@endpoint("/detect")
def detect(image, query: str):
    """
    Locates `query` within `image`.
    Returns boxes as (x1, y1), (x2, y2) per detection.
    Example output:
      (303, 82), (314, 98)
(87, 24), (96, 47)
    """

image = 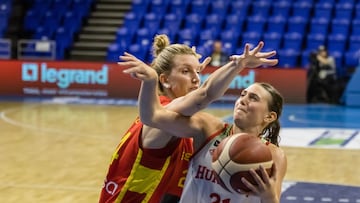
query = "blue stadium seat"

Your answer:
(194, 44), (212, 61)
(161, 13), (182, 38)
(266, 15), (287, 34)
(345, 50), (360, 68)
(62, 11), (83, 34)
(283, 32), (303, 51)
(292, 1), (312, 19)
(250, 1), (271, 17)
(41, 11), (62, 36)
(286, 16), (307, 35)
(347, 35), (360, 53)
(23, 9), (42, 32)
(168, 0), (189, 18)
(223, 42), (235, 55)
(327, 34), (347, 53)
(355, 3), (360, 19)
(162, 13), (182, 29)
(306, 33), (326, 51)
(32, 0), (51, 9)
(334, 3), (354, 21)
(115, 27), (134, 48)
(52, 0), (72, 7)
(309, 17), (330, 35)
(317, 0), (335, 4)
(204, 13), (224, 34)
(198, 29), (216, 46)
(130, 0), (149, 13)
(271, 1), (291, 18)
(300, 49), (314, 68)
(54, 27), (74, 59)
(0, 10), (8, 35)
(156, 28), (176, 43)
(229, 1), (250, 17)
(183, 13), (204, 33)
(107, 43), (125, 62)
(123, 12), (142, 36)
(220, 29), (240, 48)
(148, 0), (169, 14)
(142, 12), (162, 36)
(329, 51), (345, 77)
(240, 31), (262, 48)
(294, 0), (315, 4)
(278, 49), (300, 68)
(72, 0), (93, 18)
(330, 18), (350, 36)
(344, 35), (360, 67)
(245, 15), (266, 33)
(313, 2), (334, 19)
(224, 13), (245, 33)
(262, 32), (282, 51)
(177, 28), (198, 46)
(188, 0), (209, 16)
(209, 0), (230, 17)
(33, 26), (54, 40)
(134, 27), (153, 45)
(52, 0), (71, 16)
(337, 0), (354, 4)
(351, 19), (360, 35)
(128, 43), (150, 62)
